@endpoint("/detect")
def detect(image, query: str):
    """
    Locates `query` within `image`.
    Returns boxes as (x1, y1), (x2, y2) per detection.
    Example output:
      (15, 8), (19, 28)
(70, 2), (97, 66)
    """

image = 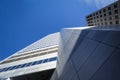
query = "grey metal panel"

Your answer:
(102, 31), (120, 47)
(90, 49), (120, 80)
(50, 70), (58, 80)
(70, 74), (79, 80)
(78, 43), (115, 80)
(51, 26), (120, 80)
(59, 59), (76, 80)
(80, 30), (90, 37)
(57, 29), (81, 76)
(86, 30), (97, 39)
(72, 39), (99, 71)
(92, 30), (110, 42)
